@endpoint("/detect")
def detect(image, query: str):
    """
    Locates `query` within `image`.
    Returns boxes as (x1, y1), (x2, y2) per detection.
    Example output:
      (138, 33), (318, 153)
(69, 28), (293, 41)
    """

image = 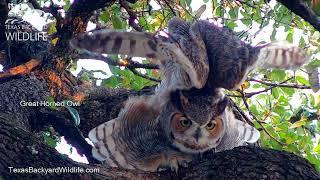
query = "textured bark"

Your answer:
(0, 116), (319, 179)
